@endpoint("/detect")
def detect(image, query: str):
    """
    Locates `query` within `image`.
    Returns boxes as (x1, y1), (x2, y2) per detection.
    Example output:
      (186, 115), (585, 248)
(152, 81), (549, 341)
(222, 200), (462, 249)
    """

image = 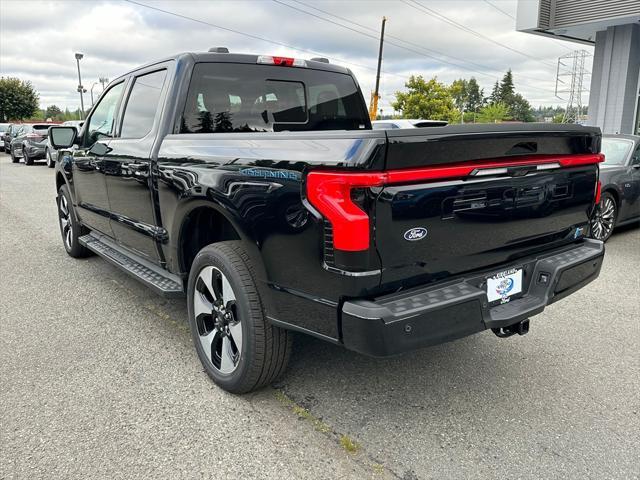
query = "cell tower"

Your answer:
(555, 50), (590, 124)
